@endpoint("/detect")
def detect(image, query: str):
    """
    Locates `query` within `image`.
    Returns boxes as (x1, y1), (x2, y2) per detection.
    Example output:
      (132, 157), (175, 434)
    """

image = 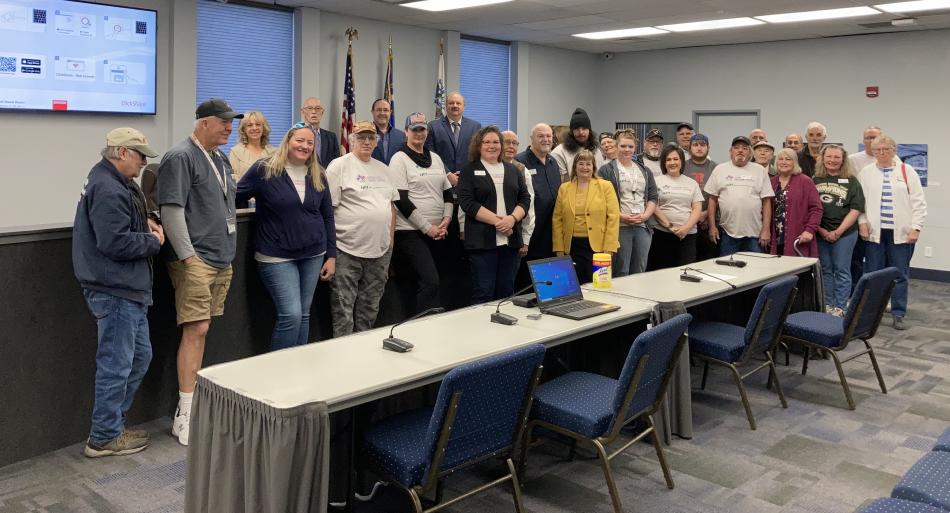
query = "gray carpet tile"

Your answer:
(2, 279), (949, 513)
